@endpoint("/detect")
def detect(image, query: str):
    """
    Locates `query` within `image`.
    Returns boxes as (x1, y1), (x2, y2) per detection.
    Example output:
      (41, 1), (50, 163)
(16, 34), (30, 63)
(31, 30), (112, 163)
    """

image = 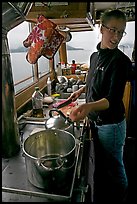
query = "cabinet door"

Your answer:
(80, 138), (95, 202)
(123, 81), (132, 122)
